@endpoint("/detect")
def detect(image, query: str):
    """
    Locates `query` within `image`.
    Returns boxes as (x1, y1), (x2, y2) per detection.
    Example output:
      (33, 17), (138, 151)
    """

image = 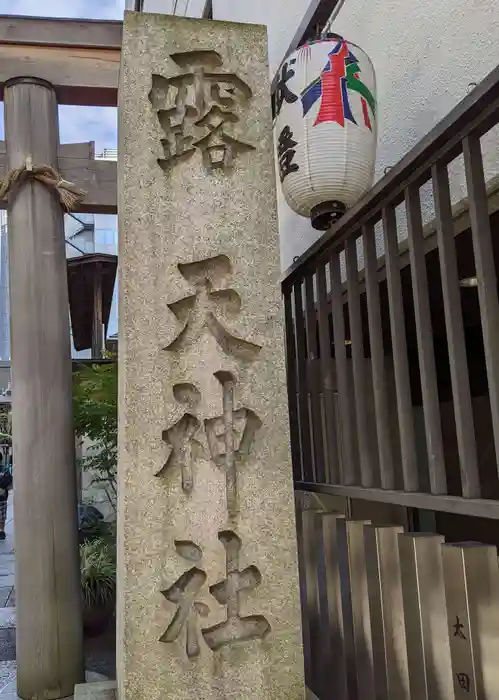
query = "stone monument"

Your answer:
(118, 11), (305, 700)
